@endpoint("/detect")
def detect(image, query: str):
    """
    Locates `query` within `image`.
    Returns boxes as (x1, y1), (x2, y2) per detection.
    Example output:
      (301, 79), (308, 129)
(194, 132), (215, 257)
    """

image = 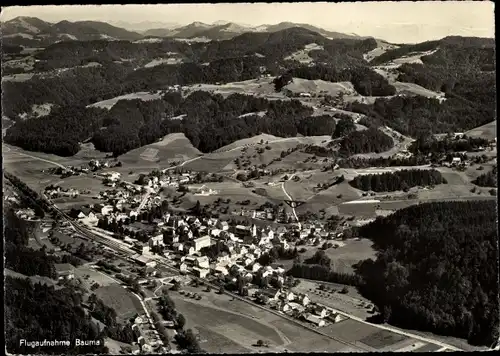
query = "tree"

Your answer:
(256, 339), (264, 347)
(176, 313), (186, 330)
